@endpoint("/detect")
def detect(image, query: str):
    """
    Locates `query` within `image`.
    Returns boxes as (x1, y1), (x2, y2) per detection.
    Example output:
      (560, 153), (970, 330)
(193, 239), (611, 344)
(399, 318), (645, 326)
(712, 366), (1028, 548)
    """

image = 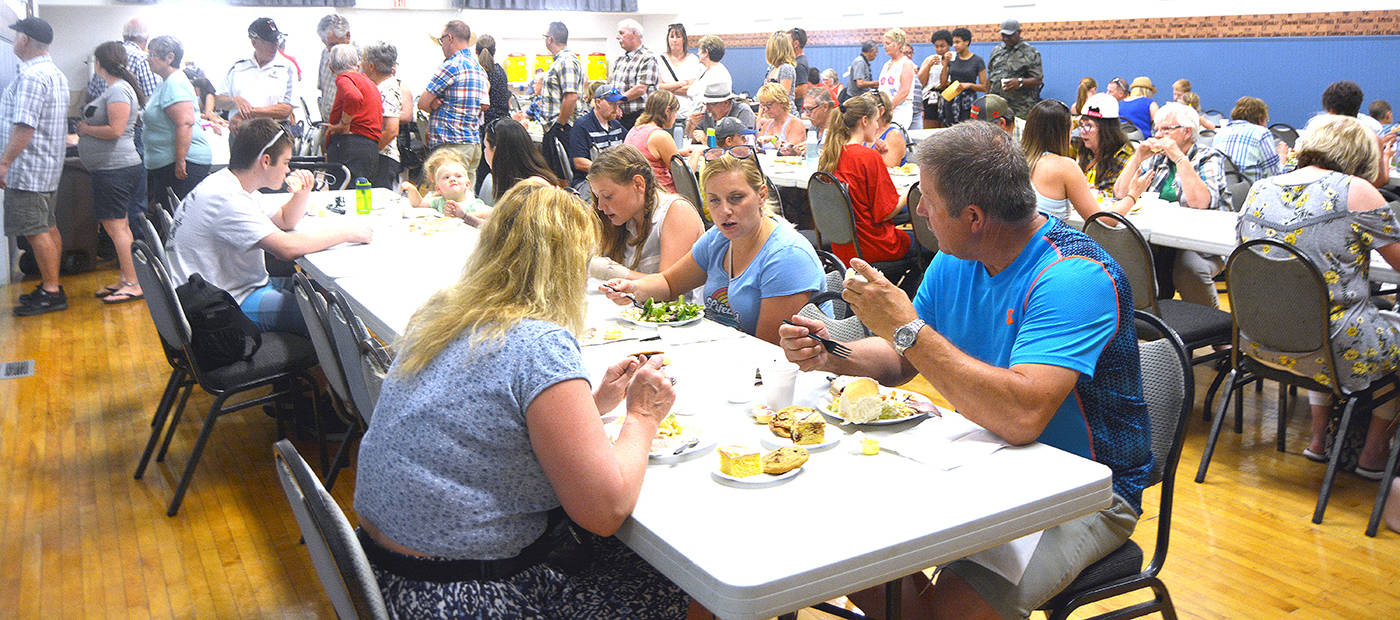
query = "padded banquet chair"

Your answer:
(1195, 240), (1400, 525)
(135, 212), (172, 270)
(546, 135), (573, 185)
(292, 273), (358, 486)
(1121, 119), (1146, 142)
(323, 289), (390, 484)
(164, 186), (180, 215)
(669, 154), (708, 228)
(149, 202), (175, 248)
(1035, 310), (1189, 620)
(1197, 129), (1216, 148)
(1225, 172), (1252, 213)
(130, 240), (319, 516)
(1368, 419), (1400, 536)
(1269, 123), (1299, 149)
(797, 291), (871, 342)
(1203, 109), (1225, 126)
(1081, 212), (1232, 414)
(808, 311), (1190, 620)
(905, 183), (939, 270)
(807, 171), (919, 294)
(274, 439), (390, 620)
